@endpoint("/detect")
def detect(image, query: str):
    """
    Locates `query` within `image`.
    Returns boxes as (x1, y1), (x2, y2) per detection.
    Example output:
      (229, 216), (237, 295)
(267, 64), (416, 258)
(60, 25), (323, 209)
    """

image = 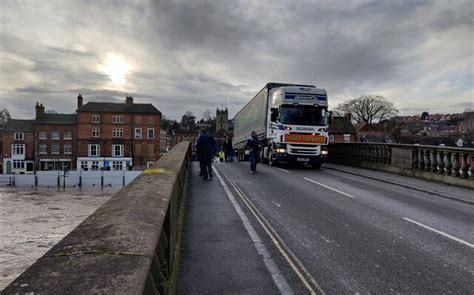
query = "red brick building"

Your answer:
(2, 119), (35, 174)
(328, 114), (356, 144)
(2, 95), (162, 173)
(76, 95), (161, 170)
(35, 103), (77, 171)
